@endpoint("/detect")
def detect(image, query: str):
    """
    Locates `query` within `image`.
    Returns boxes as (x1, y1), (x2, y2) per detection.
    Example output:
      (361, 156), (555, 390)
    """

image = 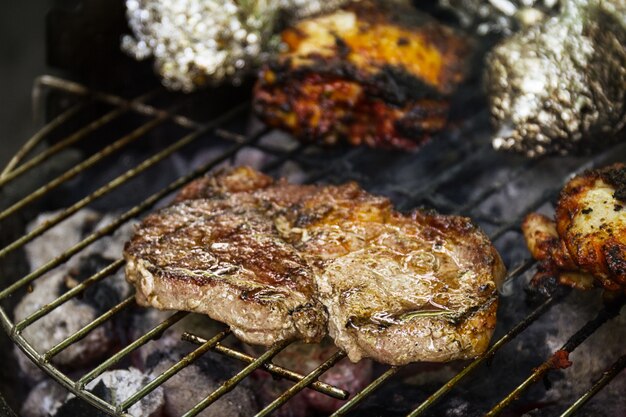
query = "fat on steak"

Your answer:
(124, 167), (506, 364)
